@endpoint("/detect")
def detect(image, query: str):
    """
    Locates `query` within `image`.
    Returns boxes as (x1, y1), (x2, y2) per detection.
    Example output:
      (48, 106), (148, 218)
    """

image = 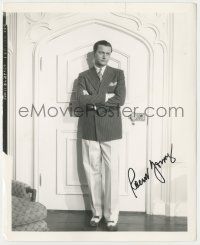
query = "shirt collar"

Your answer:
(94, 64), (107, 75)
